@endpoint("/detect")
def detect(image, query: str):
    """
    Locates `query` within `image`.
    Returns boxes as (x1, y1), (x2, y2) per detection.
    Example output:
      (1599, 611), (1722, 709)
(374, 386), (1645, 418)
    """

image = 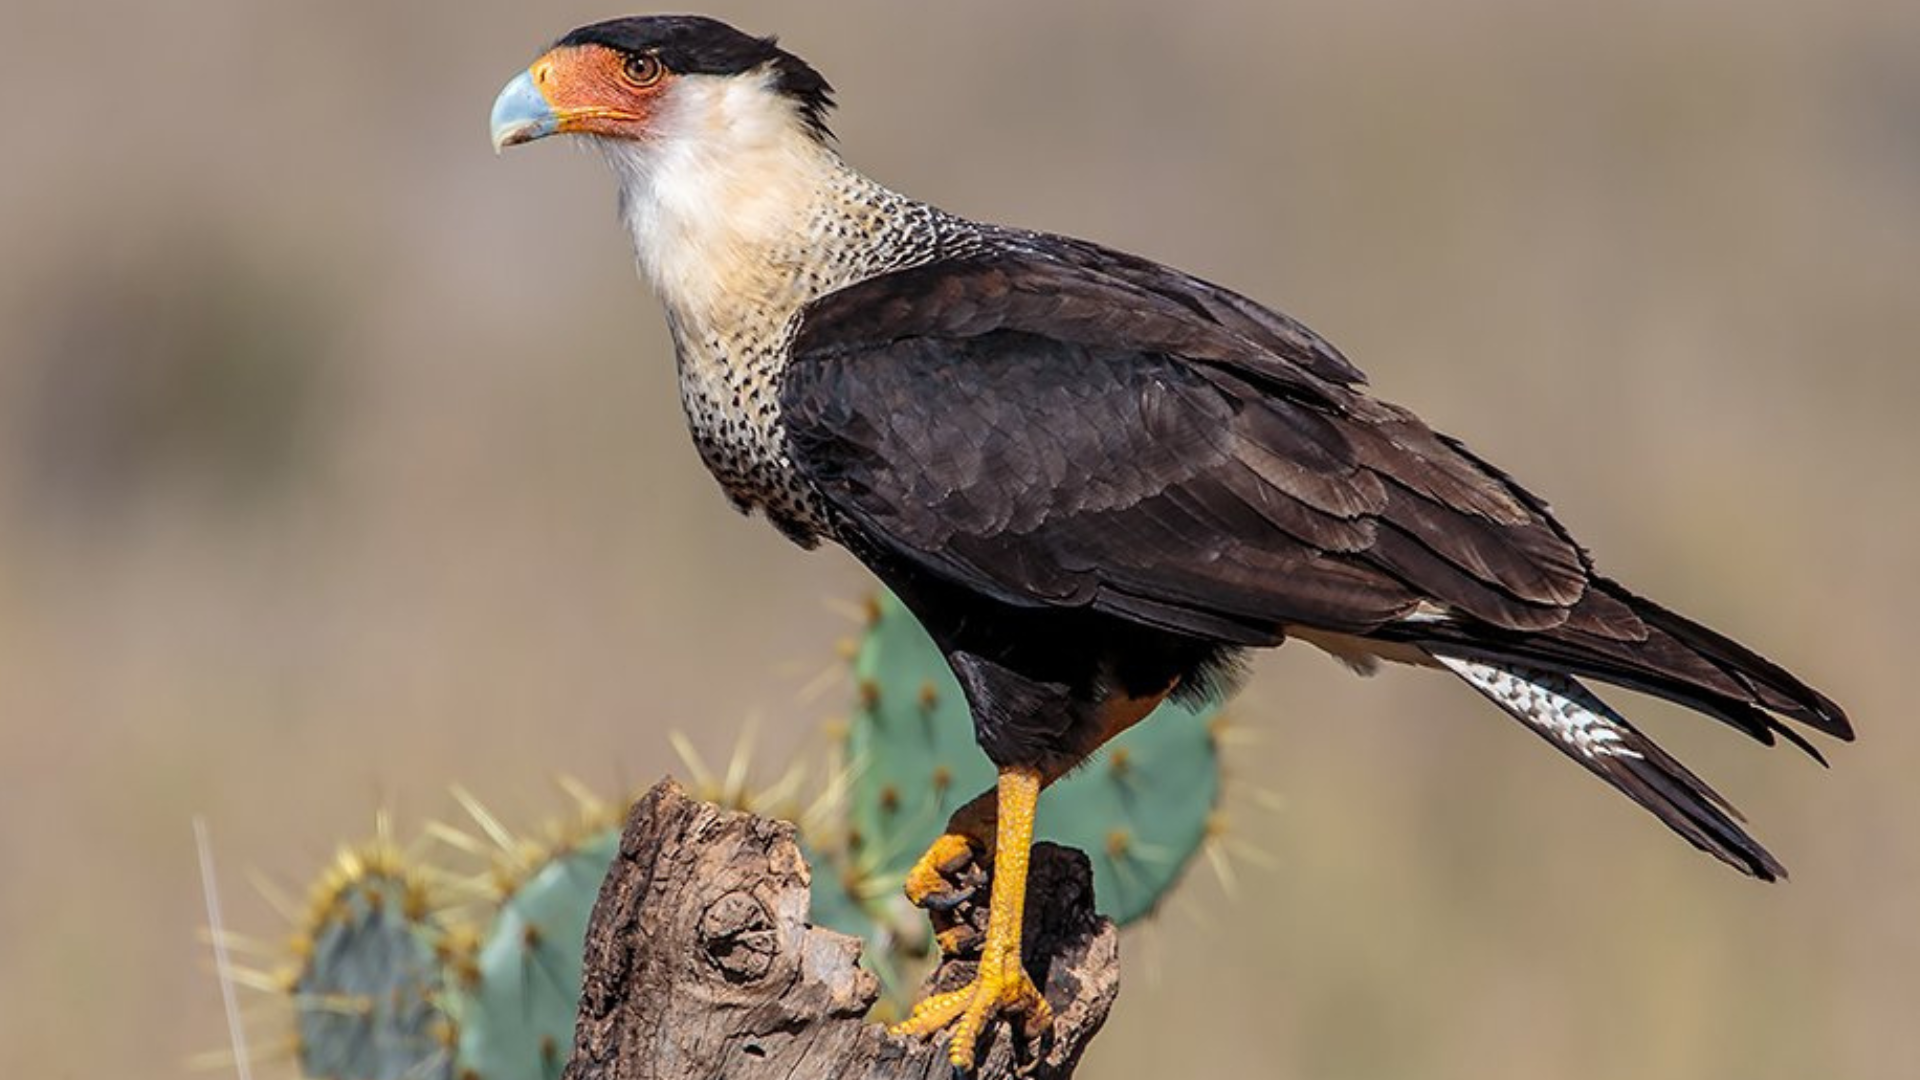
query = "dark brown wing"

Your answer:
(786, 251), (1585, 627)
(781, 244), (1851, 753)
